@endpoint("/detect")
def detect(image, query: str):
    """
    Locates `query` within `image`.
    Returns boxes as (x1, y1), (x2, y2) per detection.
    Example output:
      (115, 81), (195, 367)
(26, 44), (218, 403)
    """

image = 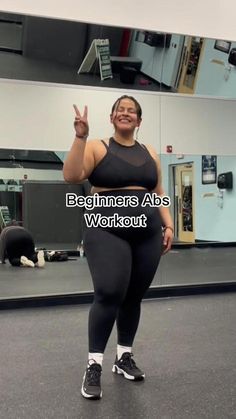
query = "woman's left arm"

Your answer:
(146, 145), (174, 254)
